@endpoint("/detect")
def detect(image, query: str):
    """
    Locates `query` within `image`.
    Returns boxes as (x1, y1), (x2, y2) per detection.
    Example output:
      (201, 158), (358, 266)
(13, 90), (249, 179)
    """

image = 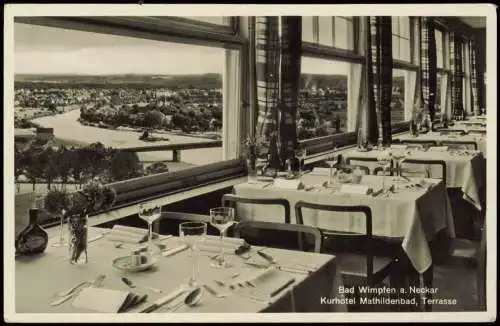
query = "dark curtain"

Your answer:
(254, 16), (301, 162)
(369, 16), (393, 145)
(450, 31), (464, 118)
(419, 17), (437, 121)
(469, 39), (480, 115)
